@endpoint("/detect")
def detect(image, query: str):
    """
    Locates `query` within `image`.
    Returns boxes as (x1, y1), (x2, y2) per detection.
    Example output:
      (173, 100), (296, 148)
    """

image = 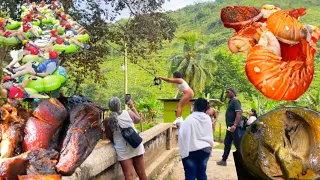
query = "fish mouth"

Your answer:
(240, 107), (320, 180)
